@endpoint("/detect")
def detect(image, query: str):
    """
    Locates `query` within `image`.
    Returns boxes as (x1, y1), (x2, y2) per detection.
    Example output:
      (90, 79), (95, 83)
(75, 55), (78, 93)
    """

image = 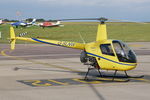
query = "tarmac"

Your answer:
(0, 42), (150, 100)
